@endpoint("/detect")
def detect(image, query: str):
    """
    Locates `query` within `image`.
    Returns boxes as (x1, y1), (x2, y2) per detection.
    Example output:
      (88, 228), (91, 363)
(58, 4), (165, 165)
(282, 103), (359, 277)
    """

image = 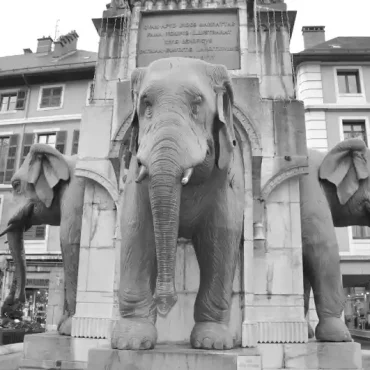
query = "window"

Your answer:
(24, 226), (46, 241)
(38, 133), (56, 147)
(337, 70), (361, 94)
(343, 120), (370, 239)
(20, 131), (67, 166)
(0, 91), (27, 112)
(0, 135), (19, 184)
(343, 121), (367, 144)
(71, 130), (80, 155)
(38, 86), (63, 109)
